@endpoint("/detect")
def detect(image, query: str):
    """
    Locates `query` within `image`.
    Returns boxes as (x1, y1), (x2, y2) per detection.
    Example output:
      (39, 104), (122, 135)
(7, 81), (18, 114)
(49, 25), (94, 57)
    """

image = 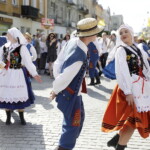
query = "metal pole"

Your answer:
(45, 0), (49, 35)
